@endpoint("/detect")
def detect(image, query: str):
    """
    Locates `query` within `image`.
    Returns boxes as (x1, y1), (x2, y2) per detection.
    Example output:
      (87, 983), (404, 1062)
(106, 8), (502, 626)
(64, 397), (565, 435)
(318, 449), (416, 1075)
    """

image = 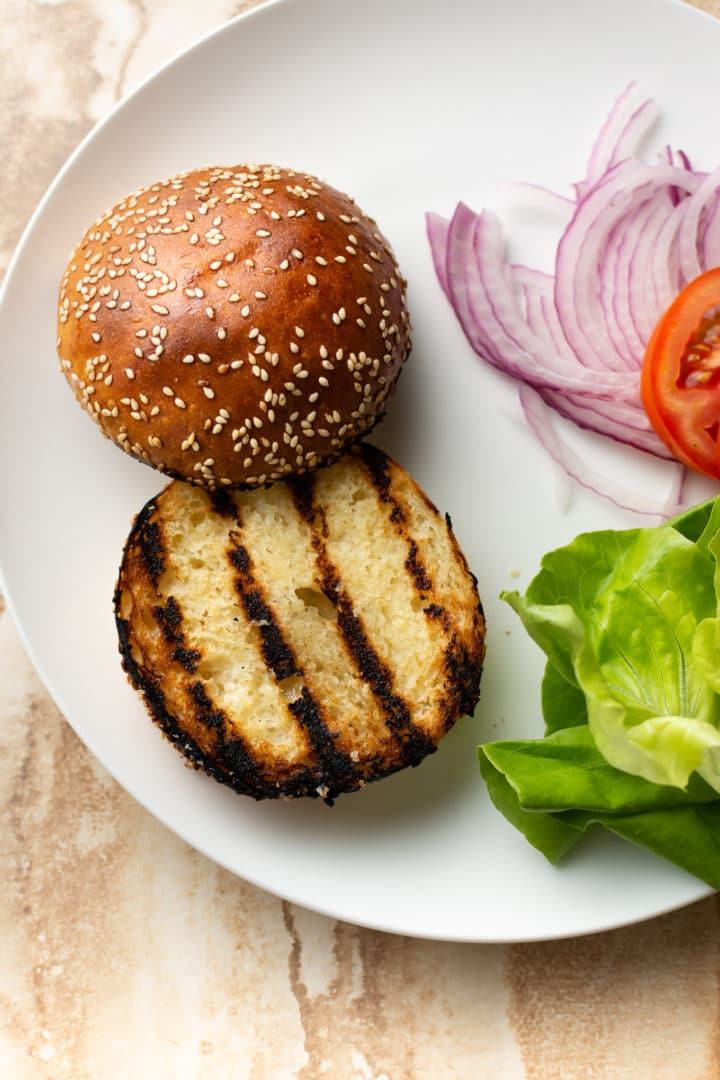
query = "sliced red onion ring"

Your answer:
(578, 82), (659, 197)
(519, 386), (685, 518)
(426, 84), (720, 515)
